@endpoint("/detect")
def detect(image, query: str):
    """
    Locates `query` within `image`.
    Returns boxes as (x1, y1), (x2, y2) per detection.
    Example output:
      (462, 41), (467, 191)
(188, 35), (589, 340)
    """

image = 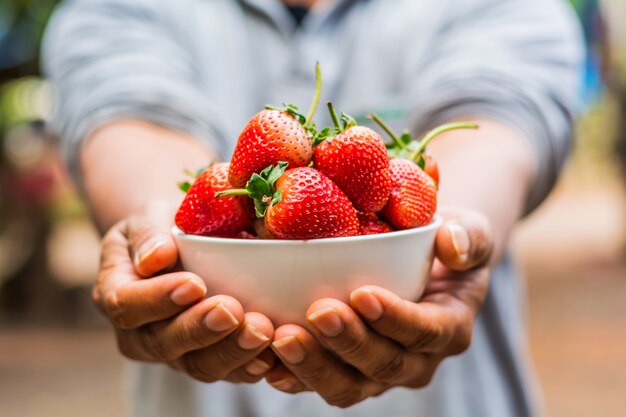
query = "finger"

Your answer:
(126, 214), (178, 277)
(227, 349), (277, 383)
(265, 362), (310, 393)
(177, 312), (274, 383)
(120, 295), (244, 361)
(350, 286), (471, 354)
(434, 211), (493, 271)
(271, 325), (378, 409)
(96, 223), (206, 329)
(100, 271), (206, 330)
(306, 299), (429, 384)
